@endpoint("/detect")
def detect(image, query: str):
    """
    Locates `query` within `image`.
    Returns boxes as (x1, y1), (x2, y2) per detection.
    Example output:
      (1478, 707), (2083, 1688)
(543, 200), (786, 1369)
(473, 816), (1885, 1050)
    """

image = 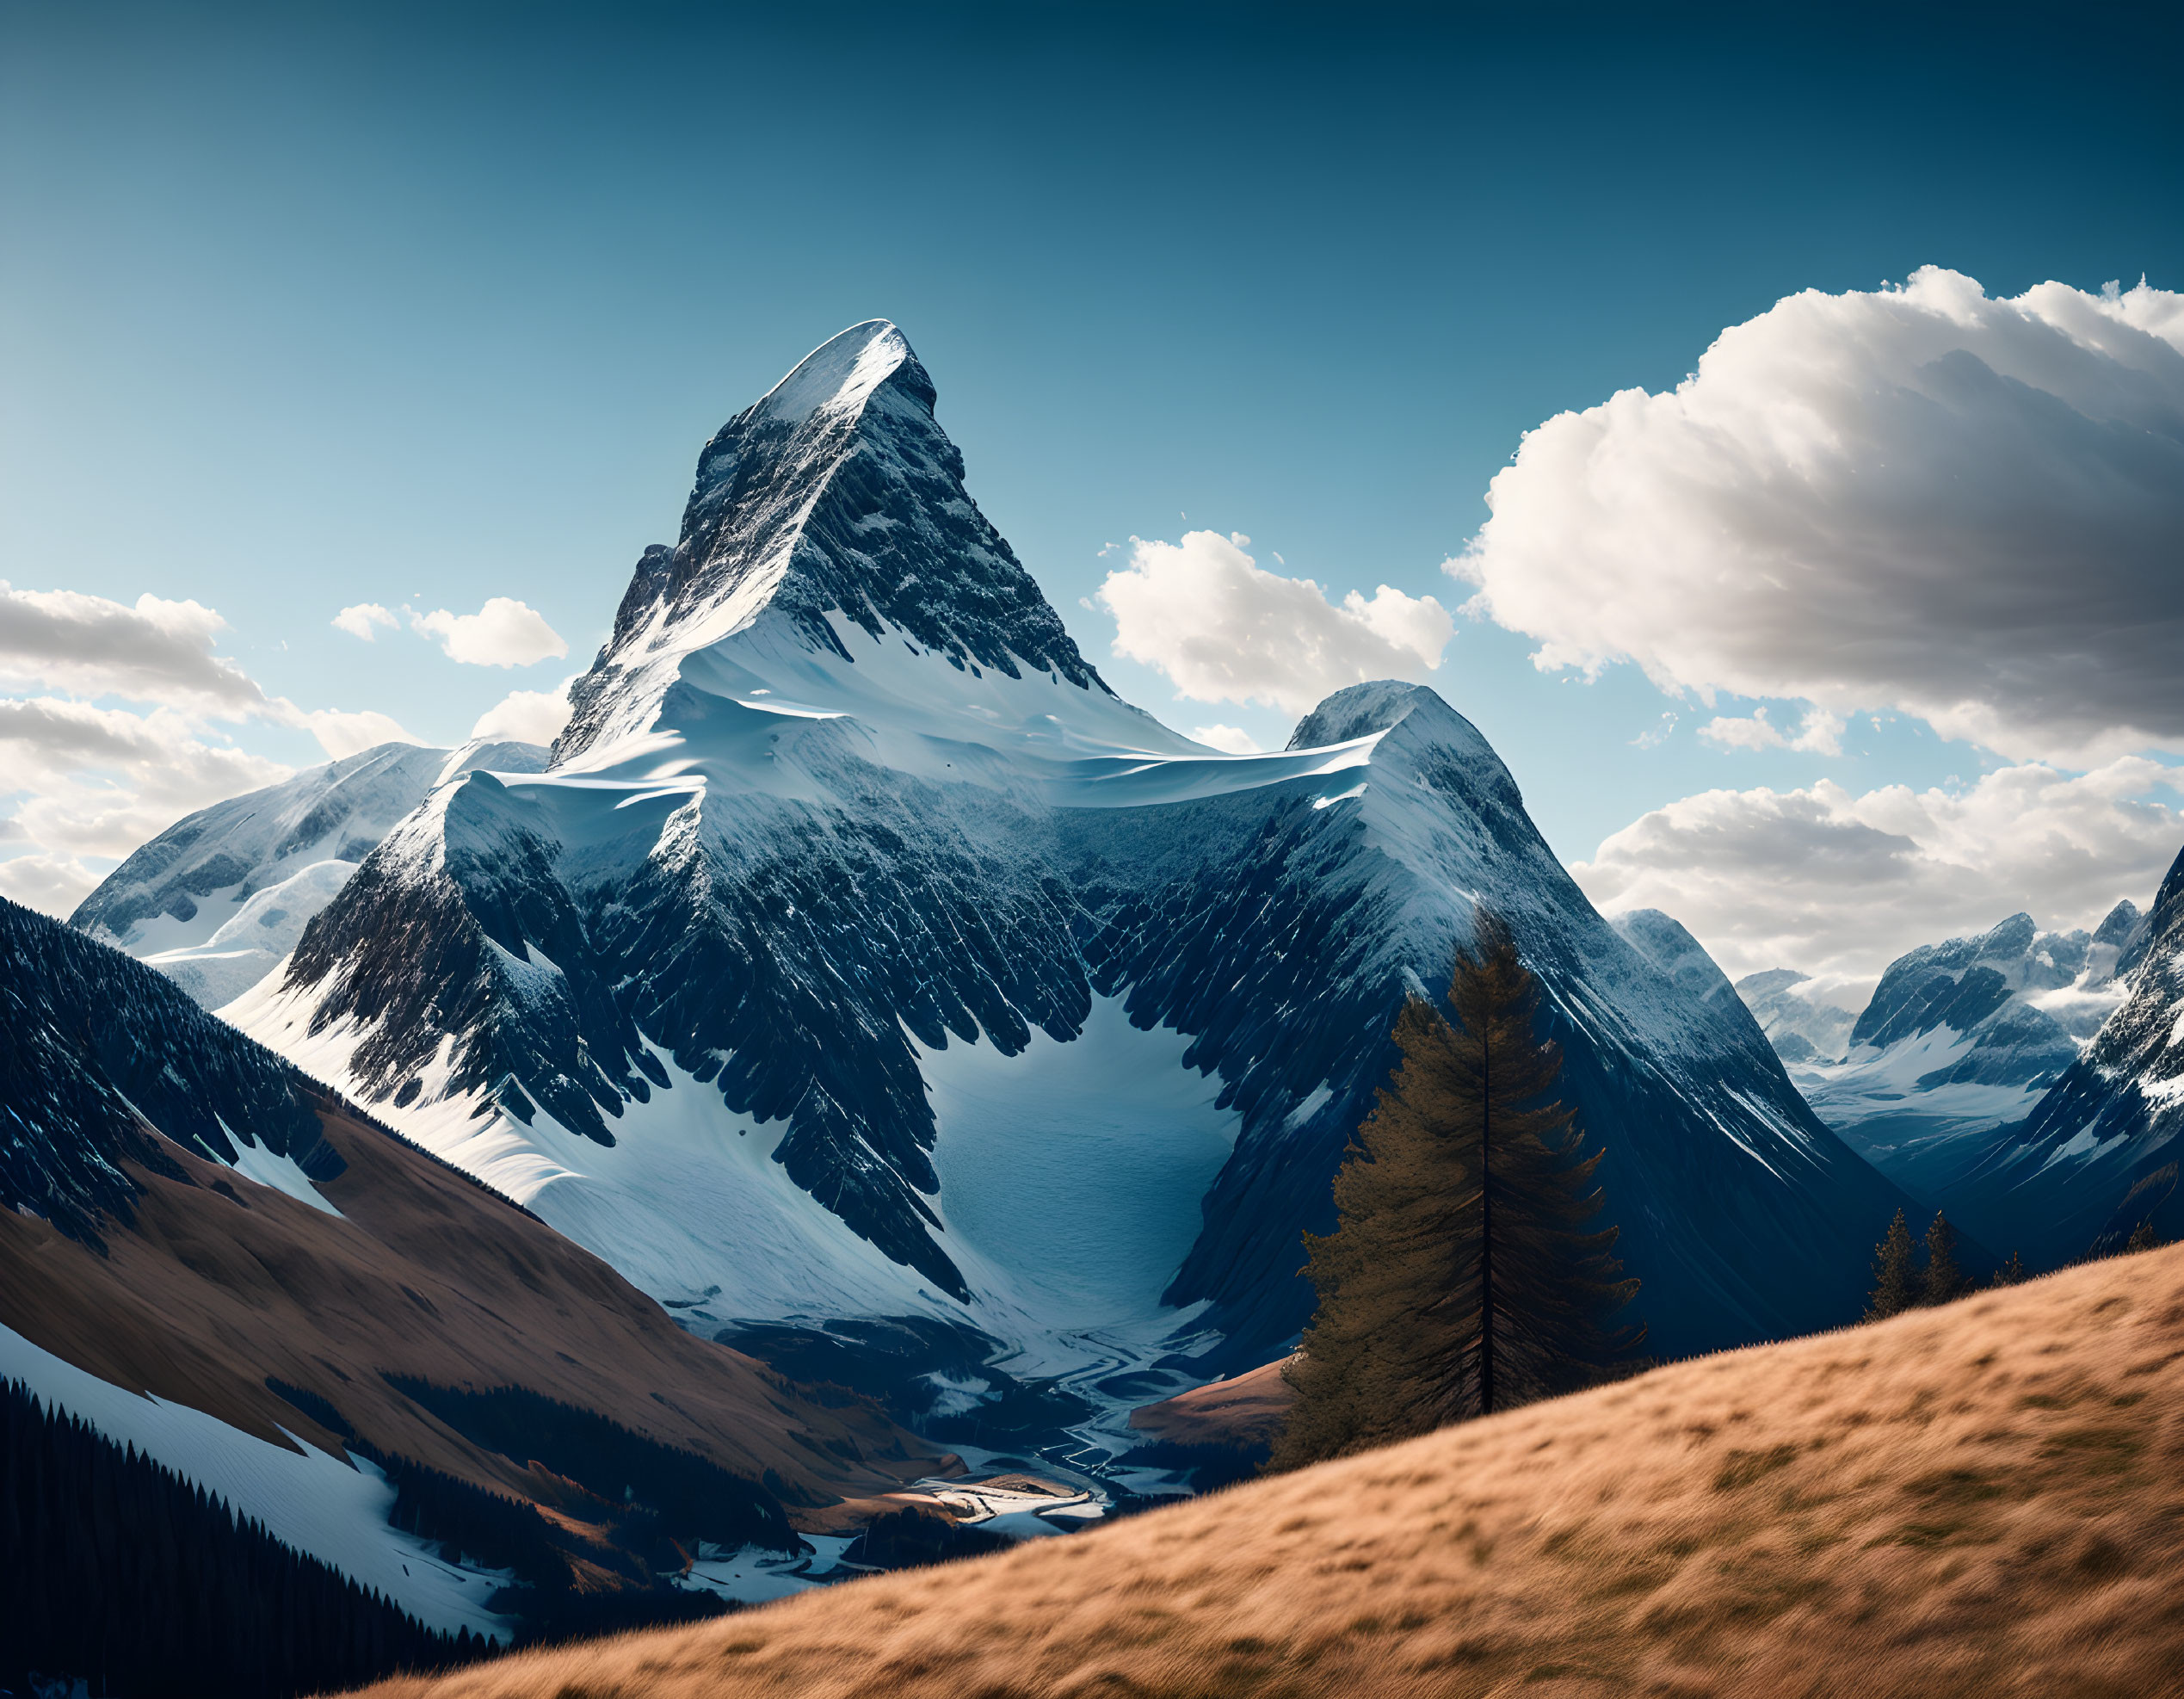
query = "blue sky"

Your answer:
(4, 2), (2182, 985)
